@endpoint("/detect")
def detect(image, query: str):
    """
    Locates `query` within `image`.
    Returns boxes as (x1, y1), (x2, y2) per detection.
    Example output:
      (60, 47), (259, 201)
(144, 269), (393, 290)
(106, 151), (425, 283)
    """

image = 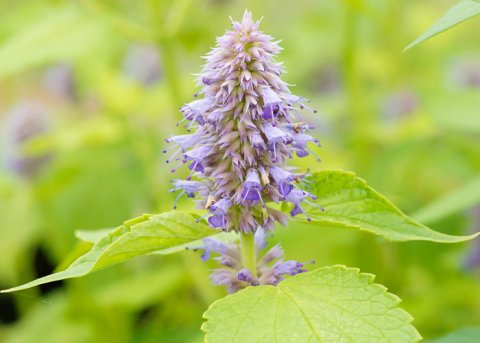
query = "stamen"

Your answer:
(173, 191), (185, 209)
(304, 200), (325, 212)
(272, 143), (277, 162)
(256, 189), (264, 206)
(306, 147), (321, 162)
